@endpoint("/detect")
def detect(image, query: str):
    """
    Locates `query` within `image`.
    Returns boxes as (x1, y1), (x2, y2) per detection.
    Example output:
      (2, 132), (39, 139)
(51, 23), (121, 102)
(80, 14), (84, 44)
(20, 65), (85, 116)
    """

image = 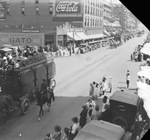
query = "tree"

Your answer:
(111, 4), (138, 33)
